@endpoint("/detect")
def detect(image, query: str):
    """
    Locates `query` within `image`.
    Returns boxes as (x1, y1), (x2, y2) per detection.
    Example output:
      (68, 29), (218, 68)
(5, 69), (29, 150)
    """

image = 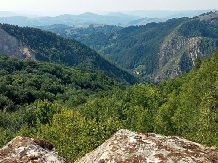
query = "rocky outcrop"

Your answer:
(0, 136), (66, 163)
(0, 28), (35, 60)
(155, 36), (202, 82)
(1, 130), (218, 163)
(75, 129), (218, 163)
(158, 36), (202, 68)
